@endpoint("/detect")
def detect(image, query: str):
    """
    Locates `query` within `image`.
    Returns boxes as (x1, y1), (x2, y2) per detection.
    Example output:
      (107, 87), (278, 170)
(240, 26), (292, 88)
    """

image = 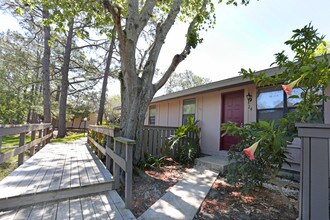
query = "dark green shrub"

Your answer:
(222, 121), (292, 192)
(140, 154), (167, 169)
(167, 116), (200, 164)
